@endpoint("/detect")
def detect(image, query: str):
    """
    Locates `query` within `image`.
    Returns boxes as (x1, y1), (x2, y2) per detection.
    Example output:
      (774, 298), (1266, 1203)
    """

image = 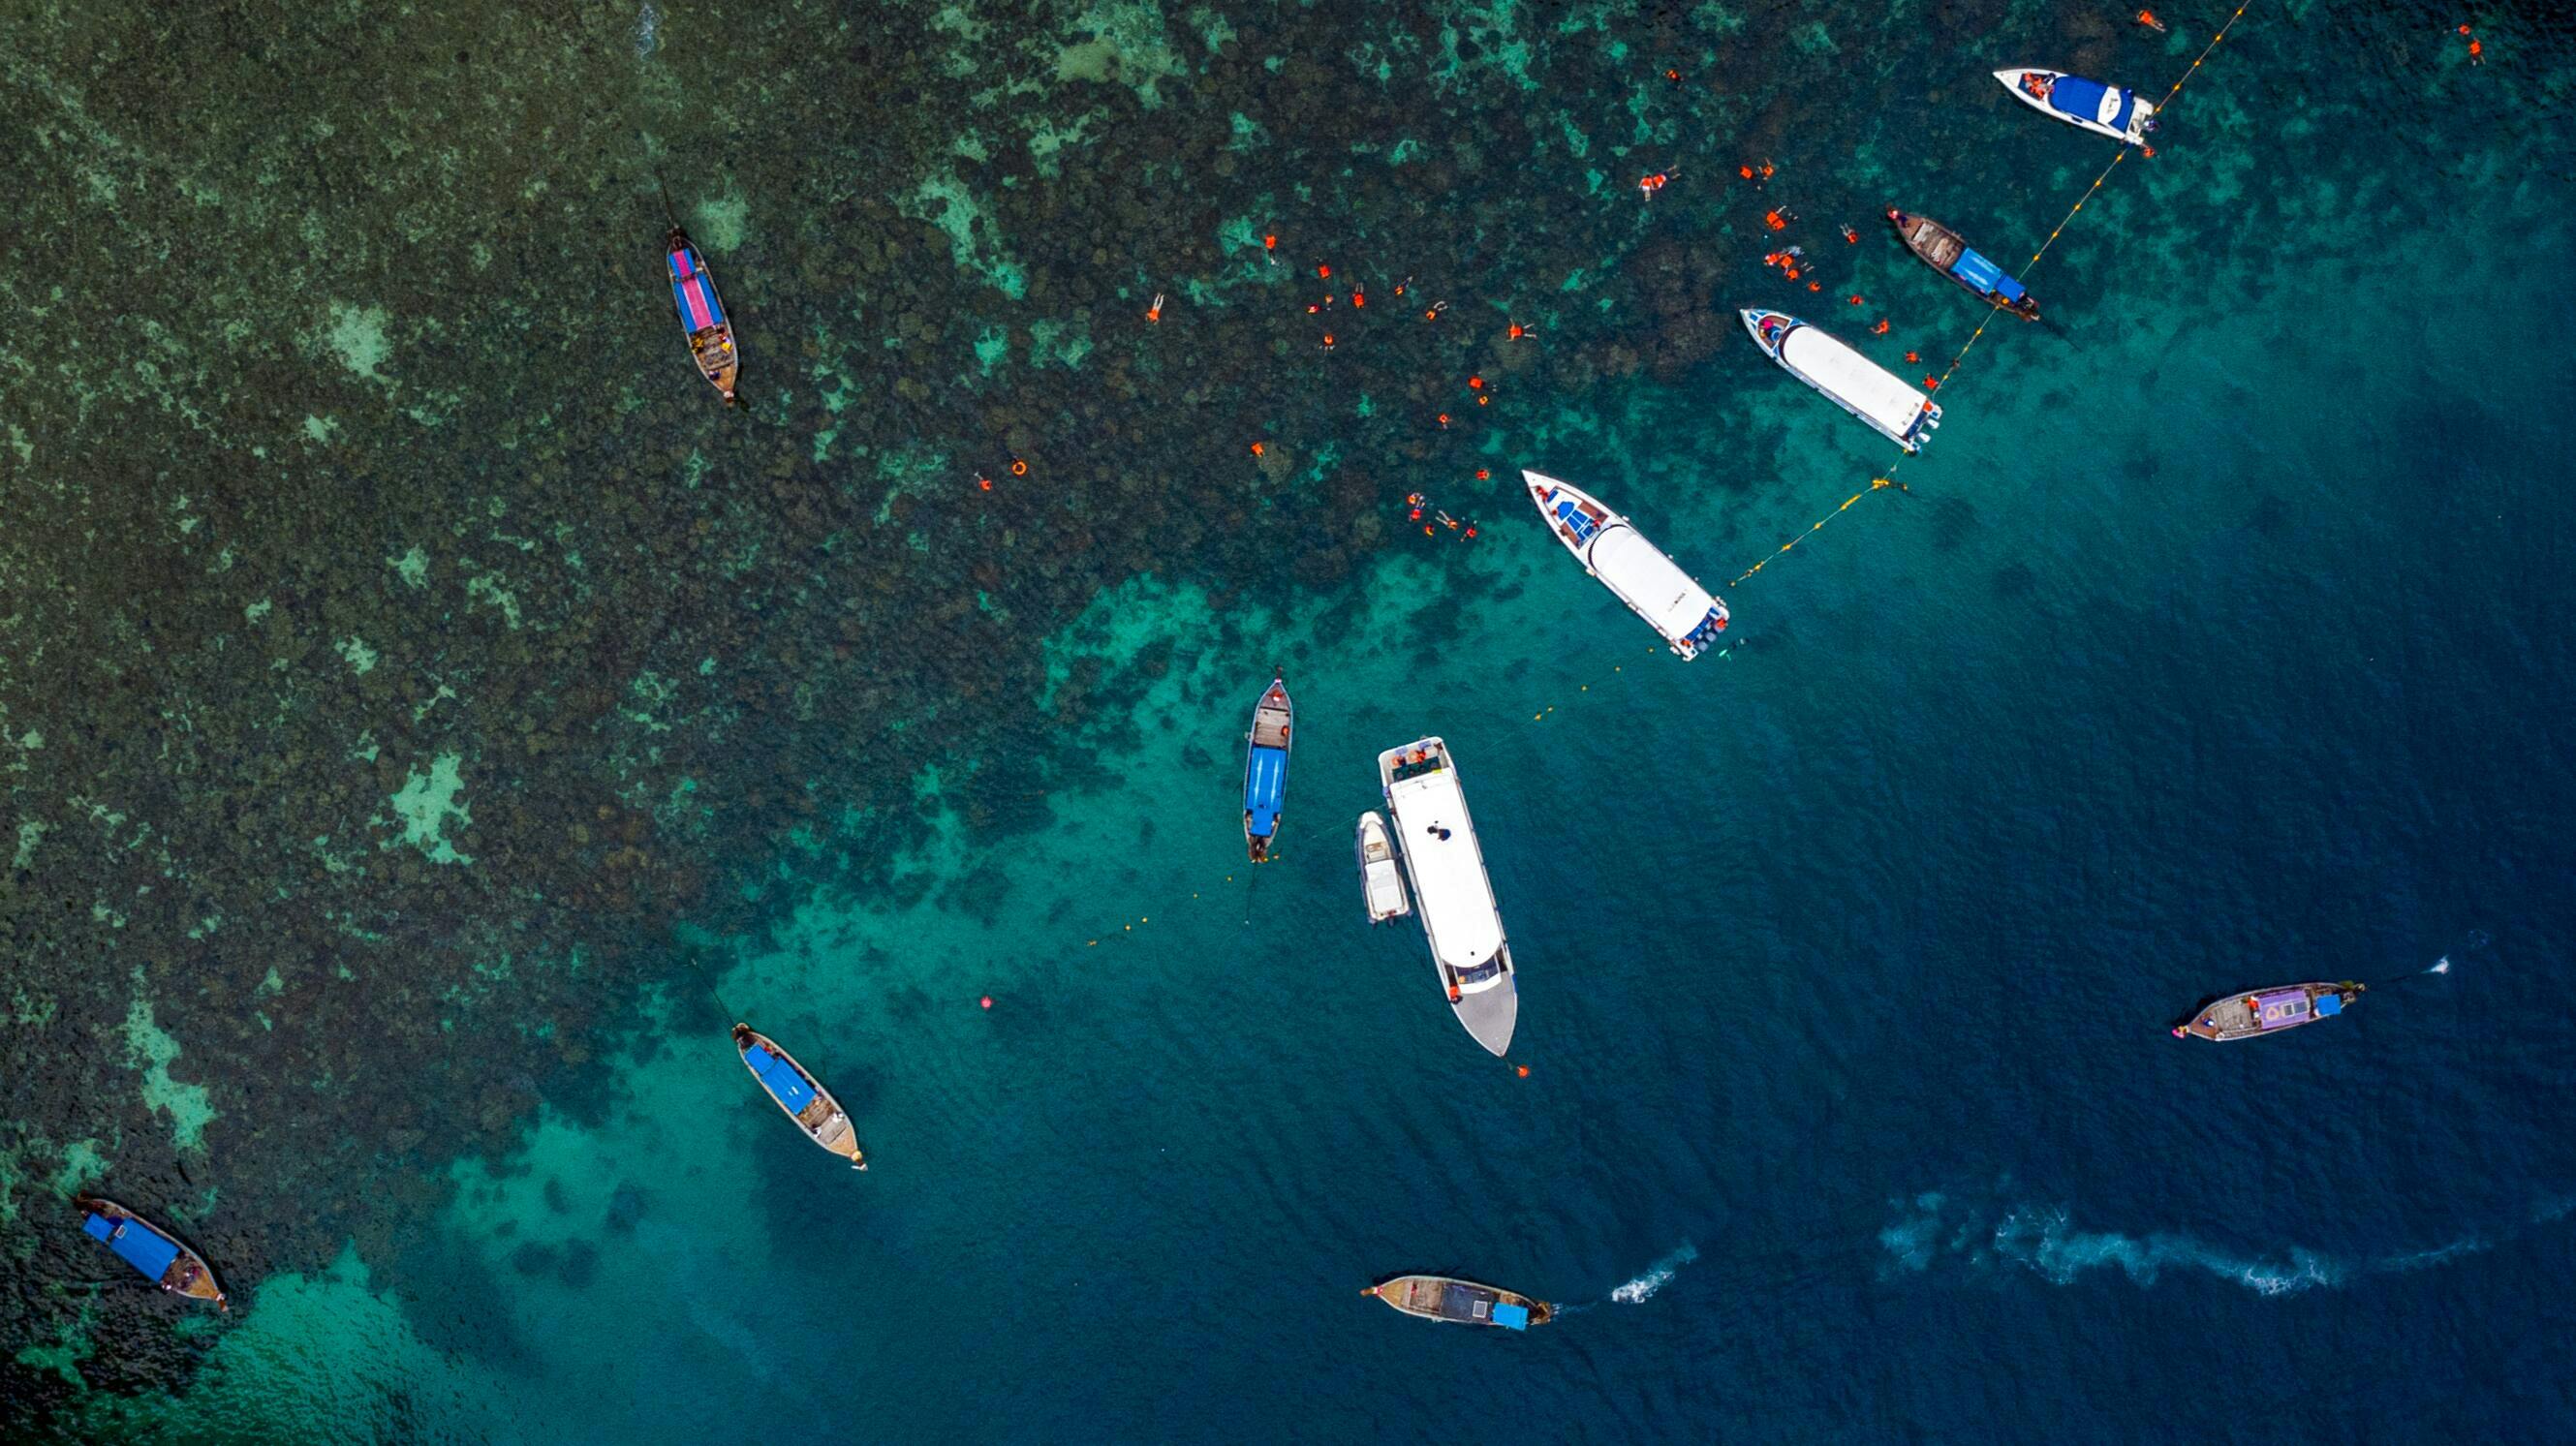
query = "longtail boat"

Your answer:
(1243, 673), (1292, 862)
(733, 1024), (866, 1168)
(78, 1196), (226, 1310)
(2173, 981), (2364, 1041)
(666, 227), (739, 404)
(1887, 209), (2040, 322)
(1365, 1275), (1552, 1330)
